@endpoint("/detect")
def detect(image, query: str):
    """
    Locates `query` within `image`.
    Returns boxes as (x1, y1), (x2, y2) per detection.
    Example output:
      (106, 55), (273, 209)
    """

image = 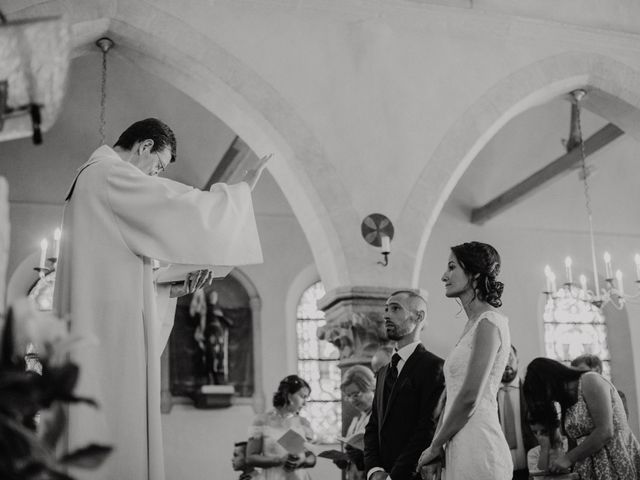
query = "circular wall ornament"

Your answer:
(361, 213), (394, 247)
